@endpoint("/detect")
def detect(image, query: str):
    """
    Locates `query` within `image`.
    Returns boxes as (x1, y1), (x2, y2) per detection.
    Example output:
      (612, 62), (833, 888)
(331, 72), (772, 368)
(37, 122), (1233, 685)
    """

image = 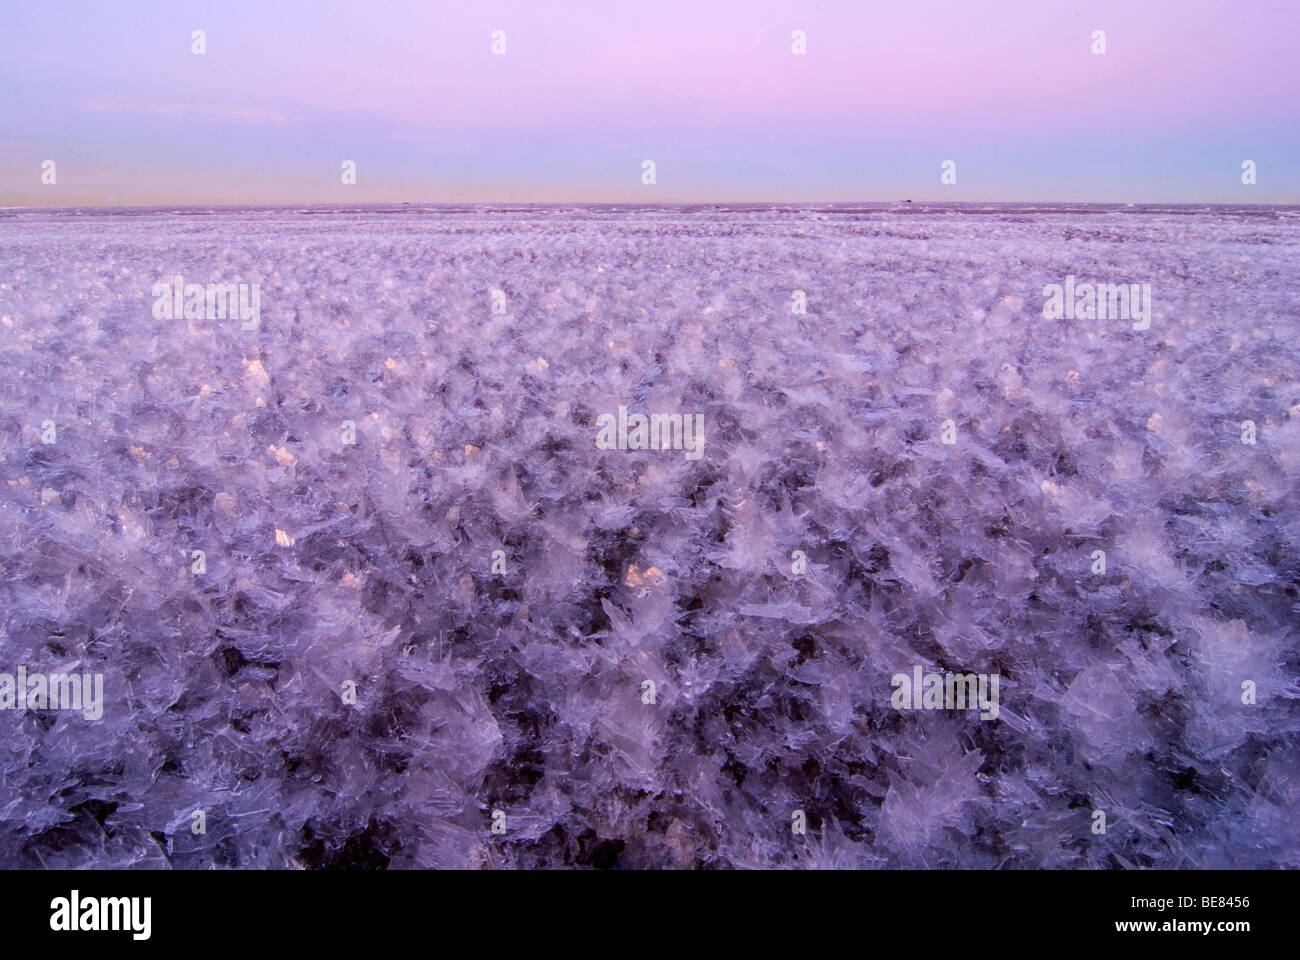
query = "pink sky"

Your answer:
(2, 0), (1296, 204)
